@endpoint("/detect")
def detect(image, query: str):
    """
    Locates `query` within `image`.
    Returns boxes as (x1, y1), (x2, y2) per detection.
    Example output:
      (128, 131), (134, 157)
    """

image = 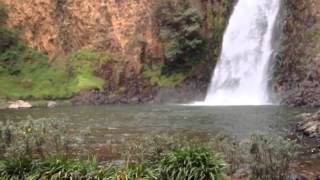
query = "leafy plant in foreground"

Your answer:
(158, 146), (226, 180)
(0, 158), (33, 179)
